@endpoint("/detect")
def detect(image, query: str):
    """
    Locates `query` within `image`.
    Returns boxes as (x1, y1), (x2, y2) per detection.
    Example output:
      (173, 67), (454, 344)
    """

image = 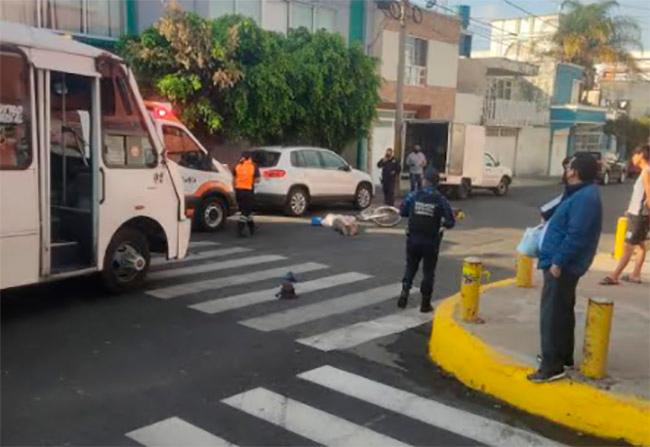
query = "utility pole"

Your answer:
(393, 0), (408, 164)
